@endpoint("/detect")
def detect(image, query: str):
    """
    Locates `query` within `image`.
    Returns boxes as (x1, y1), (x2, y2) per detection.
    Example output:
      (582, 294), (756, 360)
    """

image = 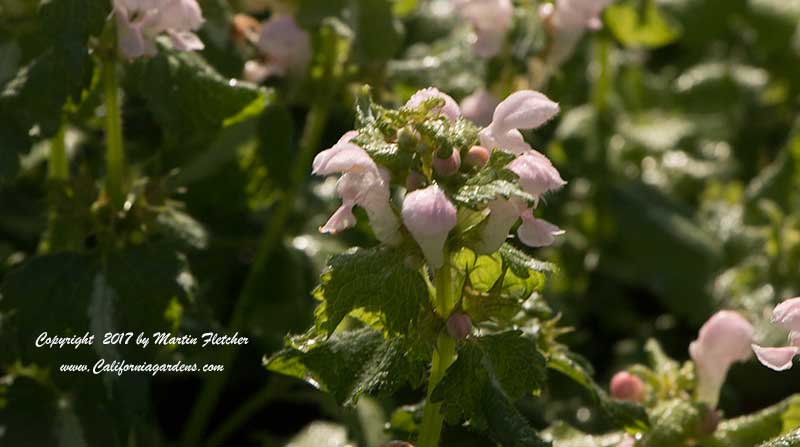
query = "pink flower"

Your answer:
(446, 313), (473, 339)
(453, 0), (514, 58)
(541, 0), (613, 66)
(475, 198), (563, 253)
(752, 297), (800, 371)
(505, 150), (566, 204)
(114, 0), (205, 60)
(257, 15), (311, 77)
(460, 89), (500, 126)
(312, 132), (400, 245)
(405, 88), (461, 122)
(479, 90), (560, 155)
(610, 371), (645, 402)
(689, 311), (754, 407)
(618, 435), (636, 447)
(433, 149), (461, 177)
(401, 185), (458, 268)
(464, 145), (490, 168)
